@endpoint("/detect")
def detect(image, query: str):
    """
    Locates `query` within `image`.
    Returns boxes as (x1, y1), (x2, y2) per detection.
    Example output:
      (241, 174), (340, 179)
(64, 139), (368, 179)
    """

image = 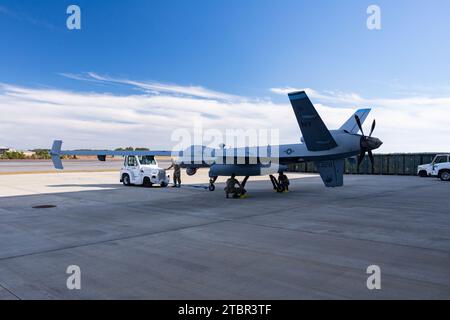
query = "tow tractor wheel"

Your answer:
(143, 177), (153, 188)
(209, 184), (215, 191)
(439, 170), (450, 181)
(122, 174), (131, 186)
(418, 170), (428, 177)
(160, 181), (168, 188)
